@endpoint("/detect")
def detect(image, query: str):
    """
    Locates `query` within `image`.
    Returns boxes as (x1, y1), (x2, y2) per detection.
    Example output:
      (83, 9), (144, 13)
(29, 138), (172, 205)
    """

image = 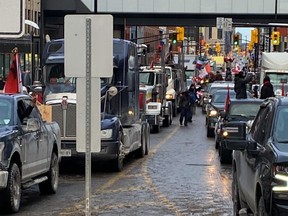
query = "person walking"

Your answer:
(0, 76), (5, 90)
(260, 76), (274, 99)
(179, 91), (190, 126)
(187, 84), (197, 122)
(234, 71), (253, 99)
